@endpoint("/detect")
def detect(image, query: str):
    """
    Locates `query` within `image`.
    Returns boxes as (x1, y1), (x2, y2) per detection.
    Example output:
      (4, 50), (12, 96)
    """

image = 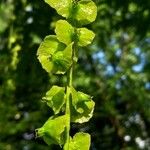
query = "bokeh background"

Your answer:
(0, 0), (150, 149)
